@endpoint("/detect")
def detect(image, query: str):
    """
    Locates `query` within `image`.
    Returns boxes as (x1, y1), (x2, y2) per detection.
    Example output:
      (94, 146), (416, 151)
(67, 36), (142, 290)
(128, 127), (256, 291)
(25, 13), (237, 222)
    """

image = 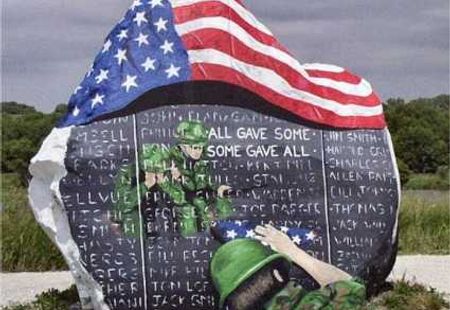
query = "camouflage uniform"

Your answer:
(113, 121), (233, 237)
(143, 121), (233, 236)
(265, 278), (366, 310)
